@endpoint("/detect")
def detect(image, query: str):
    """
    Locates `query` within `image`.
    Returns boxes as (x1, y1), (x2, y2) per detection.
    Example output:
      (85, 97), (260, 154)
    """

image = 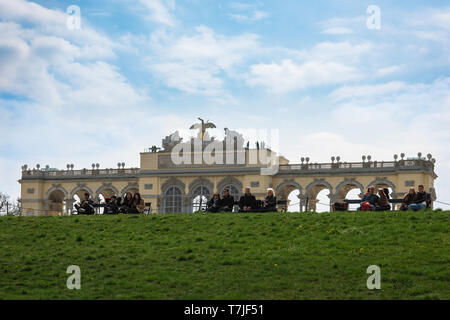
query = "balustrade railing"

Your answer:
(22, 168), (140, 178)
